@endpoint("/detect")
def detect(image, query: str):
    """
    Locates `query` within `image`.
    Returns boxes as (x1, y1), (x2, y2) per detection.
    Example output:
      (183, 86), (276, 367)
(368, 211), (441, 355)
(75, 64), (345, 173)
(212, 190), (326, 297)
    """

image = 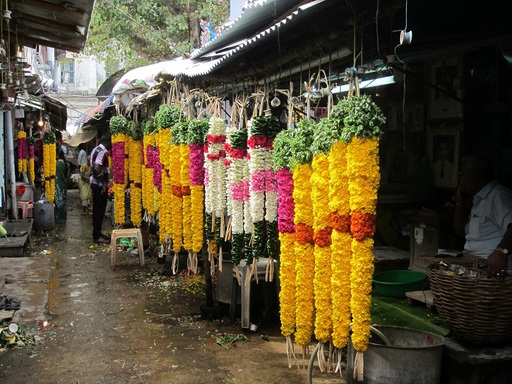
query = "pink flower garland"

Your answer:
(146, 145), (162, 192)
(112, 142), (125, 184)
(277, 168), (295, 234)
(18, 136), (27, 161)
(189, 143), (204, 186)
(29, 145), (35, 159)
